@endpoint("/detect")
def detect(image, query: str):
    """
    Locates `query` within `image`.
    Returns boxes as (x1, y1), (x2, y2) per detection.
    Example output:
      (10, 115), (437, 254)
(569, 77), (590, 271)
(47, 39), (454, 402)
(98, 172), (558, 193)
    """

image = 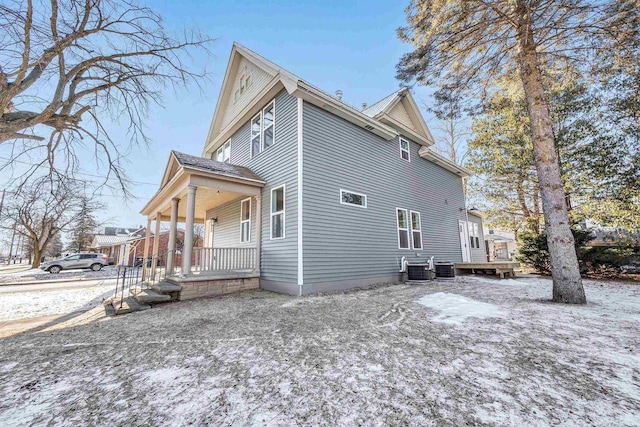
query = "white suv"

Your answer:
(40, 253), (109, 274)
